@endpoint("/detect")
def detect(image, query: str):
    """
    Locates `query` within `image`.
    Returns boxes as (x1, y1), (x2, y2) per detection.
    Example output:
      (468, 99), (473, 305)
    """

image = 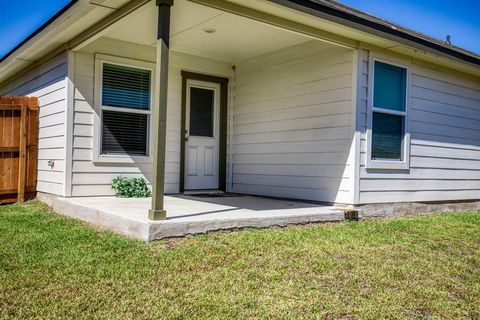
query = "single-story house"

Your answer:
(1, 0), (479, 223)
